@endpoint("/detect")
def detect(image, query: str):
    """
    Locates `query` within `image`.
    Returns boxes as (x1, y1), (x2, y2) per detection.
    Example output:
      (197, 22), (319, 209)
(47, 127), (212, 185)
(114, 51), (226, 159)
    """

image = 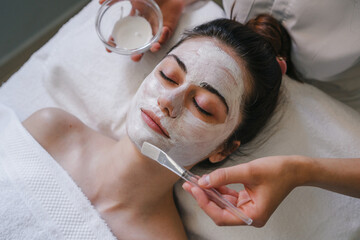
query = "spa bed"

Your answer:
(1, 1), (359, 239)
